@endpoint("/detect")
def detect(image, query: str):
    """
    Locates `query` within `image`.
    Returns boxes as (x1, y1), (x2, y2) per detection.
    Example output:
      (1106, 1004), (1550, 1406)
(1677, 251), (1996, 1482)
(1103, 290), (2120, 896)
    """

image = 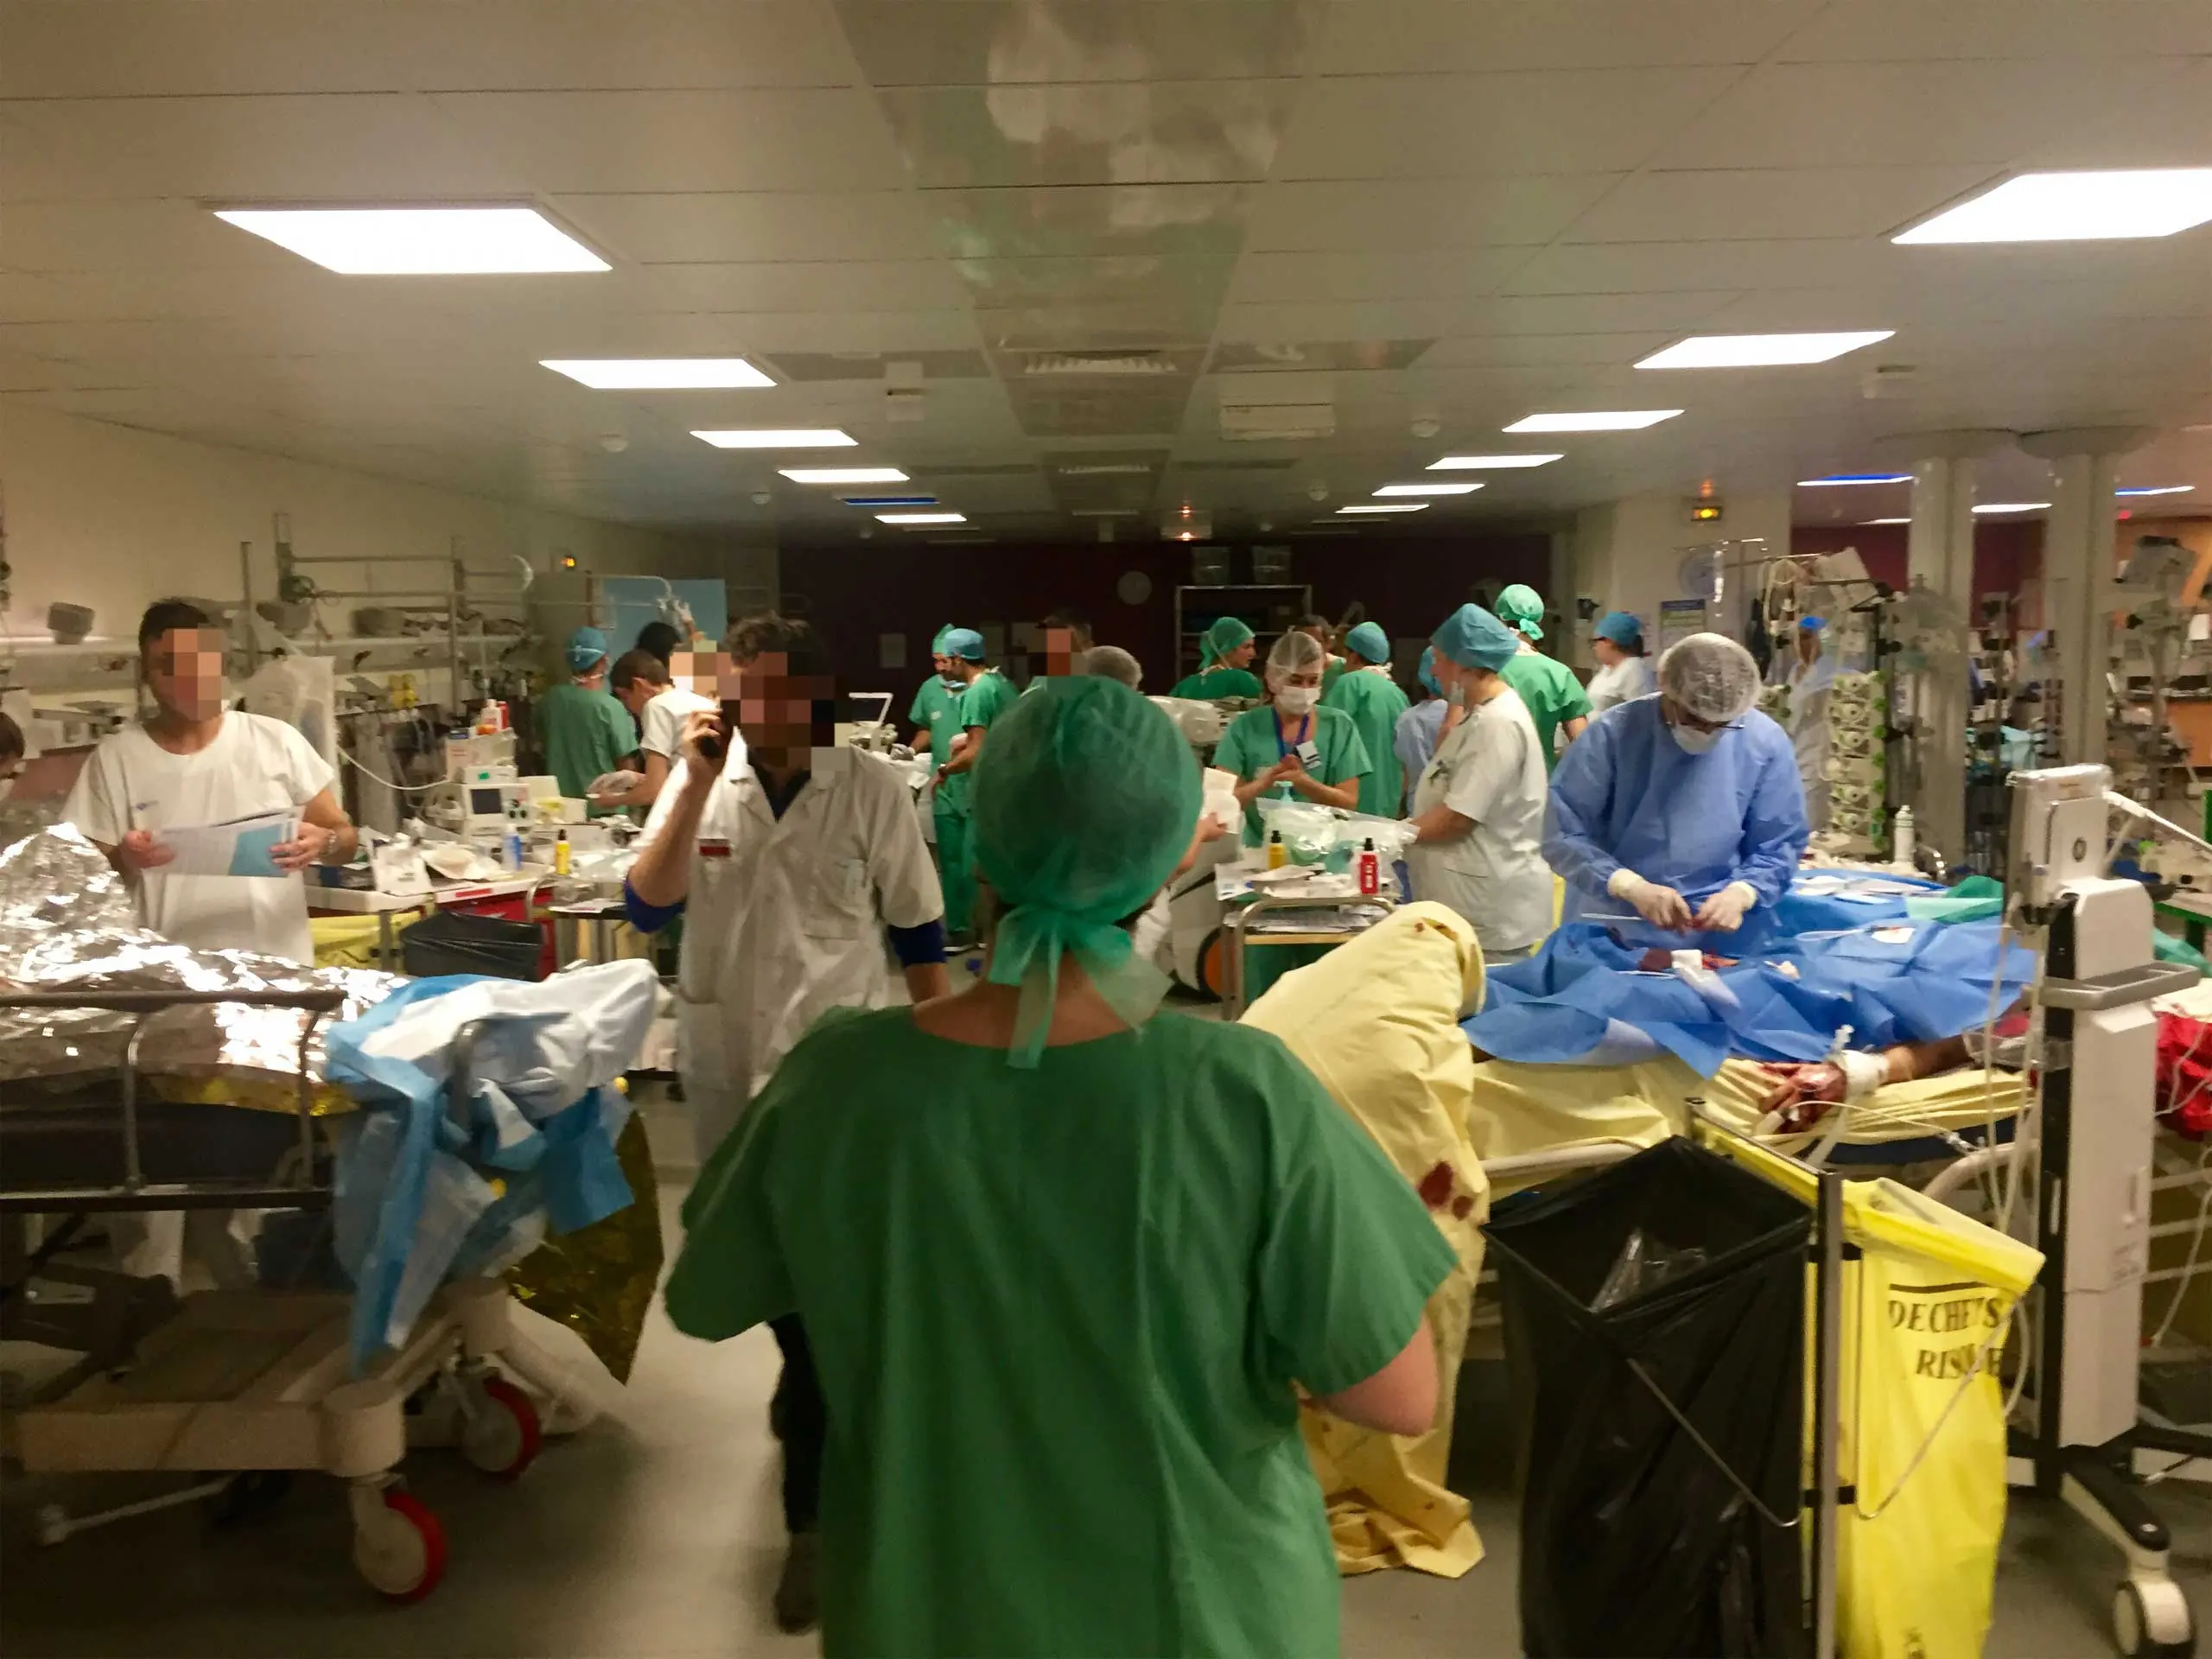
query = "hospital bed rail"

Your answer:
(1222, 889), (1395, 1020)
